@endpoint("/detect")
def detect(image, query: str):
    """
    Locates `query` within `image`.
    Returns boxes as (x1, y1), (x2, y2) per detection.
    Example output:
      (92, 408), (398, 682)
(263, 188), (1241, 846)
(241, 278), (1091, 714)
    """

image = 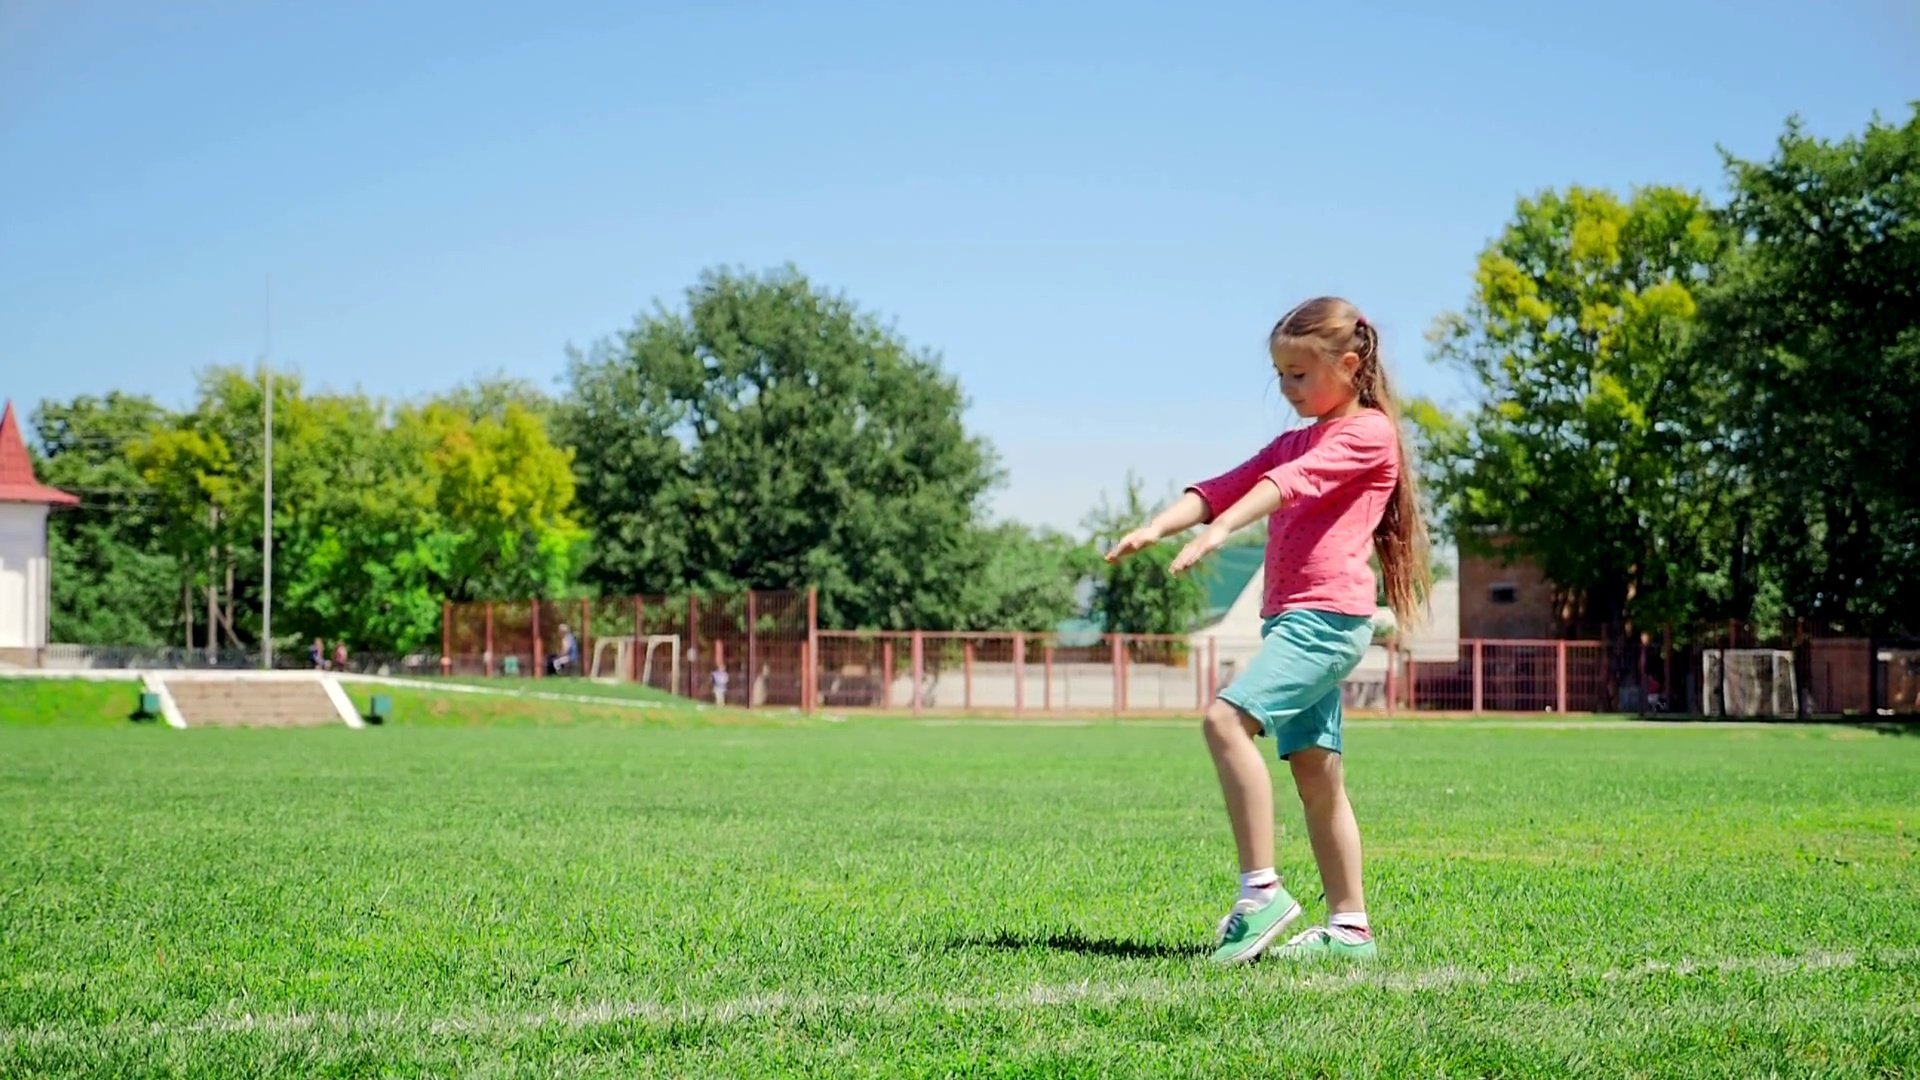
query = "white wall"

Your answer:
(0, 504), (51, 649)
